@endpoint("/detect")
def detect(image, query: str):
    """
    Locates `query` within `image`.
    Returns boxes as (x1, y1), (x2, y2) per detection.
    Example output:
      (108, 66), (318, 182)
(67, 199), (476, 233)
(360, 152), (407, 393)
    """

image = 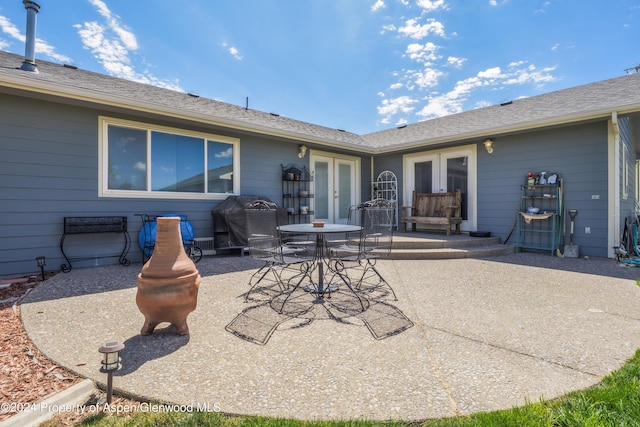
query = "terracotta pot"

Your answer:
(136, 217), (200, 335)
